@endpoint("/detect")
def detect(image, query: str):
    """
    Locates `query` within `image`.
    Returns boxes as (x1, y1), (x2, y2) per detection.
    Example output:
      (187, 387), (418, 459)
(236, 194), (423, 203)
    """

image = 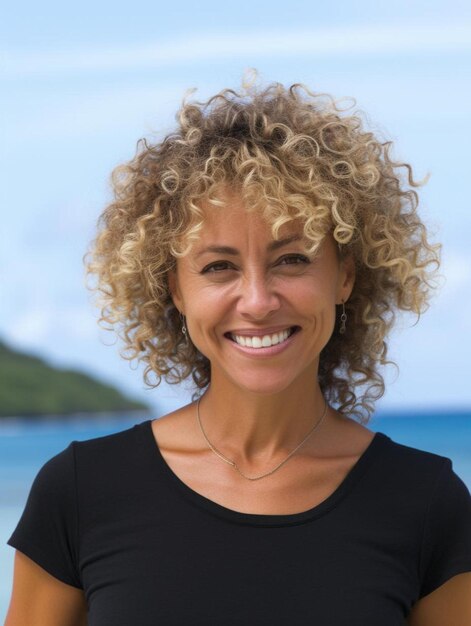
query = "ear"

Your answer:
(336, 252), (355, 304)
(167, 269), (184, 314)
